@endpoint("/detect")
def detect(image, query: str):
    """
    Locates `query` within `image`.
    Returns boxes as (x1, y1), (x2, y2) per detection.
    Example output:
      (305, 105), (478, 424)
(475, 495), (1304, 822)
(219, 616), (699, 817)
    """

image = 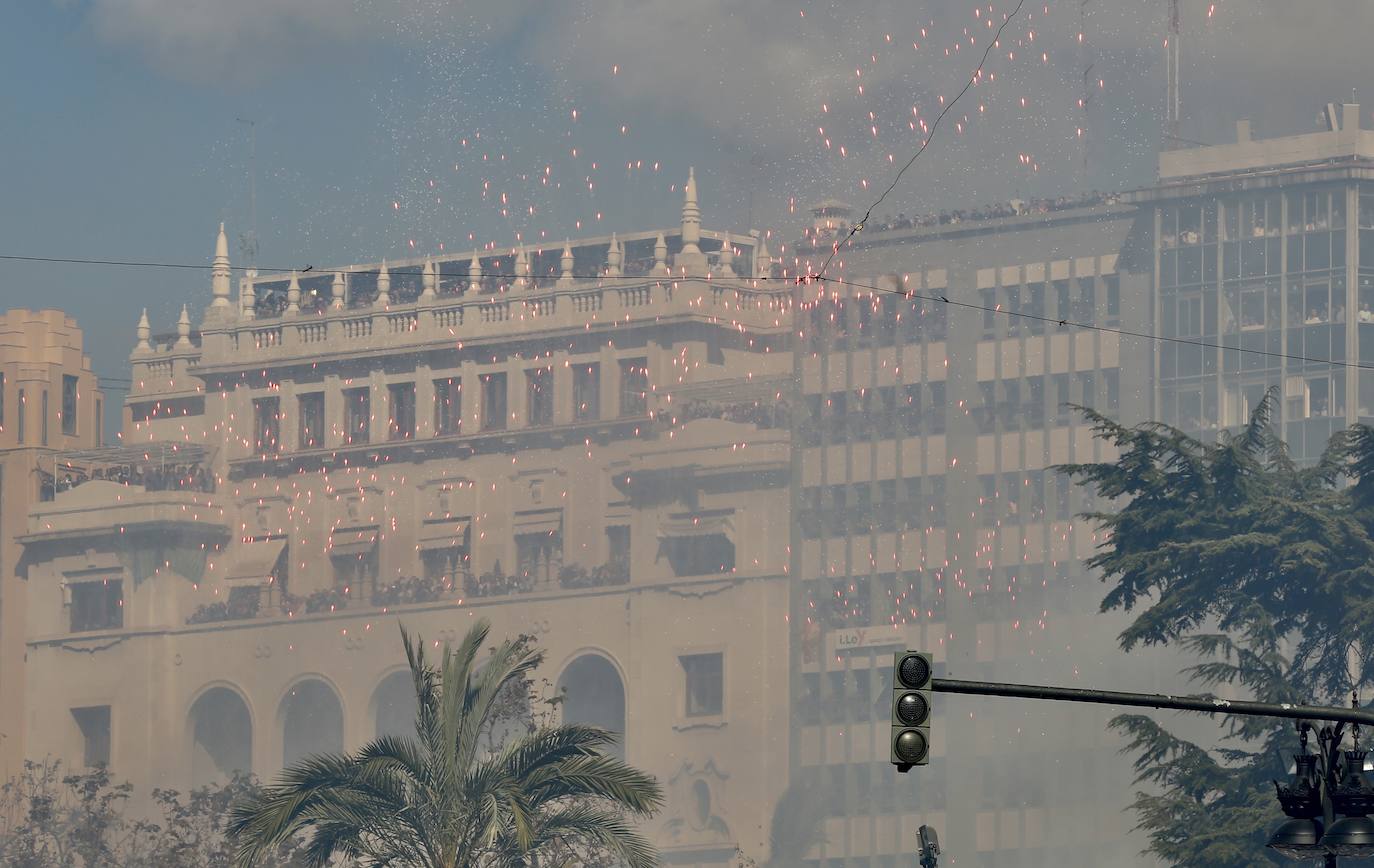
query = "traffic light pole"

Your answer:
(932, 678), (1374, 727)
